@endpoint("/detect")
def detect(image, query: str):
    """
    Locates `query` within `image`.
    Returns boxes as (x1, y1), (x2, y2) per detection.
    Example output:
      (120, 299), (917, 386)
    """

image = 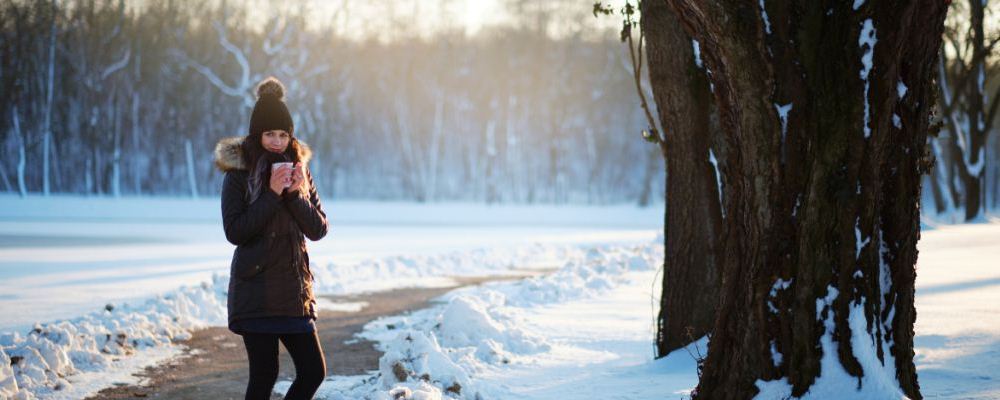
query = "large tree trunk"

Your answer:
(660, 0), (946, 398)
(641, 1), (723, 357)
